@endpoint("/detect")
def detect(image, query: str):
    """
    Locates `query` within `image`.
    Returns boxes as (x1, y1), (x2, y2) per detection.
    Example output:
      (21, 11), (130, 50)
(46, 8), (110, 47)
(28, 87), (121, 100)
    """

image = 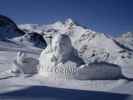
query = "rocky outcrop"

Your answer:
(12, 32), (47, 48)
(0, 15), (25, 39)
